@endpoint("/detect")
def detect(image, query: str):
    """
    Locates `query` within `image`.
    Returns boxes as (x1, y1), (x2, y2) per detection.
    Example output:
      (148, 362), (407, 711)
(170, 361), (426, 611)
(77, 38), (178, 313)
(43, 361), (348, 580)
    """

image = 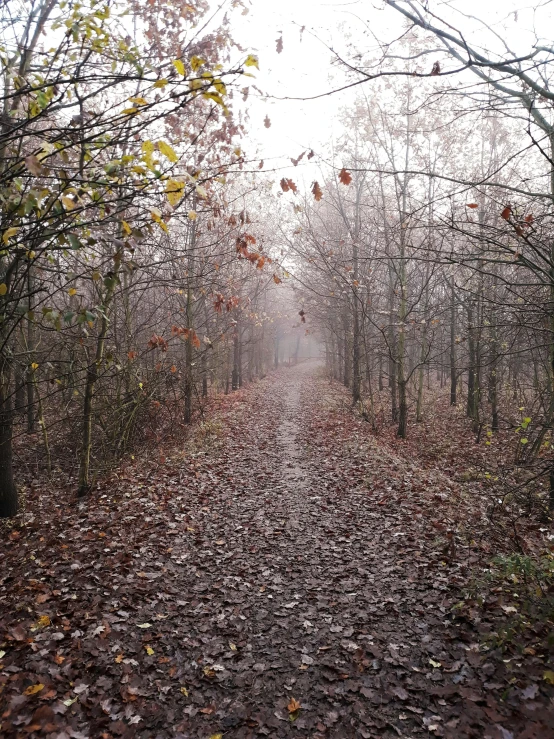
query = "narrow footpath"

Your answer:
(0, 362), (551, 739)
